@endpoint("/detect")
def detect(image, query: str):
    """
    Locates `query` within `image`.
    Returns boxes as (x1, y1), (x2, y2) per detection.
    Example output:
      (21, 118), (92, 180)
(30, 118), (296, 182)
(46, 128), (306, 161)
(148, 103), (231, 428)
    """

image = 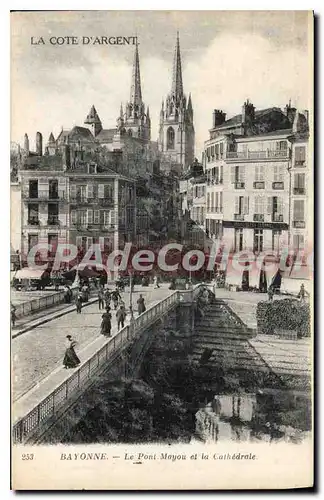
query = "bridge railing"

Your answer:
(12, 291), (179, 444)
